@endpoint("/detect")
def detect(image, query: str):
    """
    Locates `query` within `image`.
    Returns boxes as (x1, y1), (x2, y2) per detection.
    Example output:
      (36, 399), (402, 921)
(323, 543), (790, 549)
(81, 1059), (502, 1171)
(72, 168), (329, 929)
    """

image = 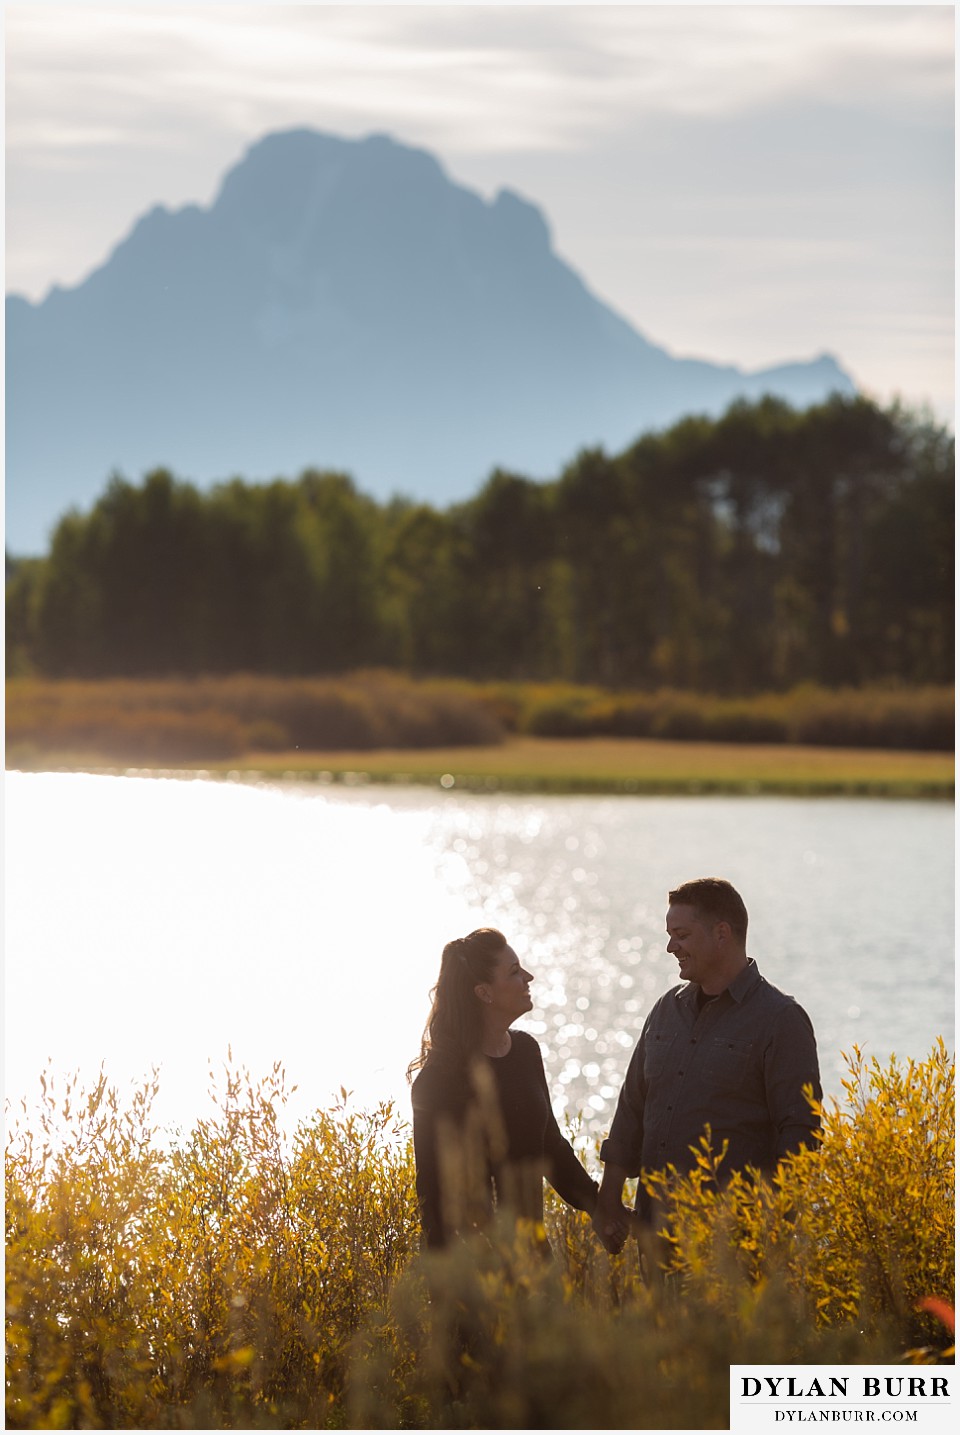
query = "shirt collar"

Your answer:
(679, 956), (761, 1007)
(726, 957), (761, 1003)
